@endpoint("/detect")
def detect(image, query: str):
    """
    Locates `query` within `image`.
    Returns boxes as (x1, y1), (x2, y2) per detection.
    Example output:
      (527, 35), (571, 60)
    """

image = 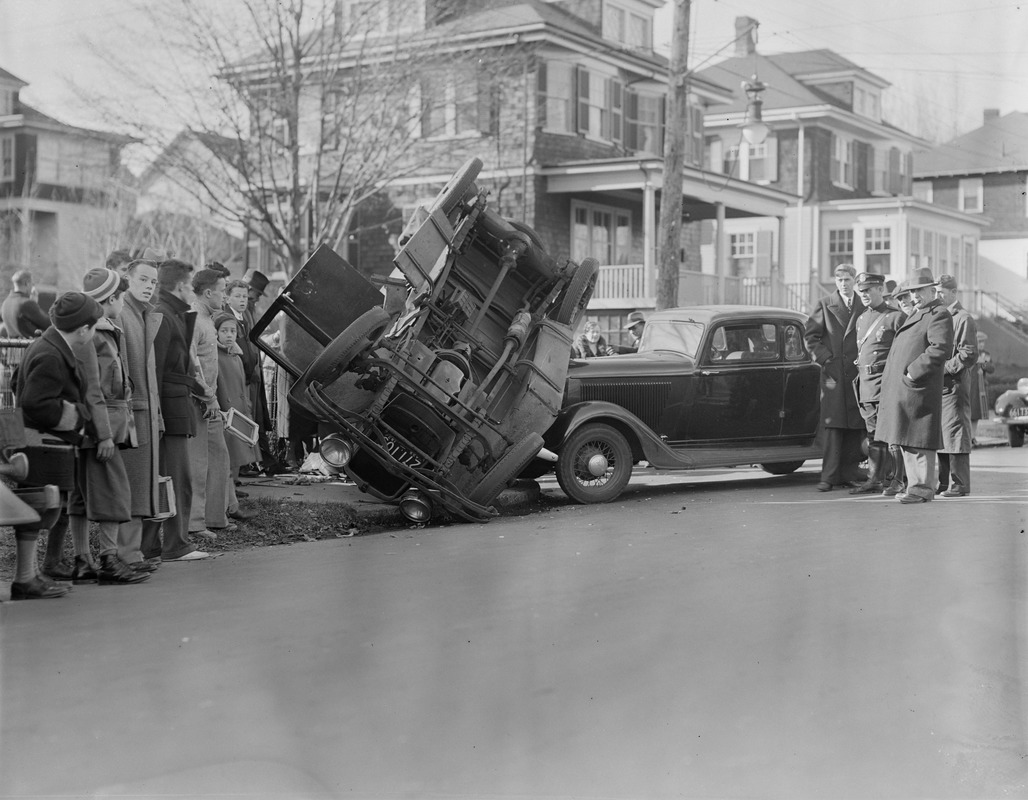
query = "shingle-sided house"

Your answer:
(694, 20), (988, 308)
(0, 66), (134, 294)
(229, 0), (801, 337)
(914, 110), (1028, 309)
